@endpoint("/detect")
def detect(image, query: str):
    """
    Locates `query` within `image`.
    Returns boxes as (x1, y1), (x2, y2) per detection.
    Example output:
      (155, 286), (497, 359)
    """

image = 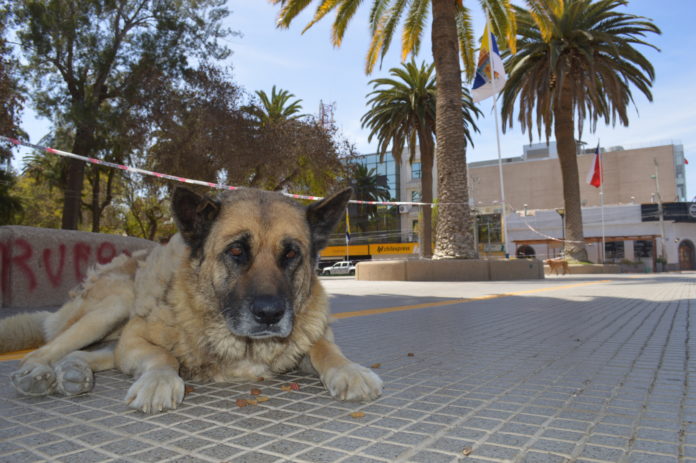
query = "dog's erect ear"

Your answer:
(172, 187), (220, 253)
(306, 187), (352, 252)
